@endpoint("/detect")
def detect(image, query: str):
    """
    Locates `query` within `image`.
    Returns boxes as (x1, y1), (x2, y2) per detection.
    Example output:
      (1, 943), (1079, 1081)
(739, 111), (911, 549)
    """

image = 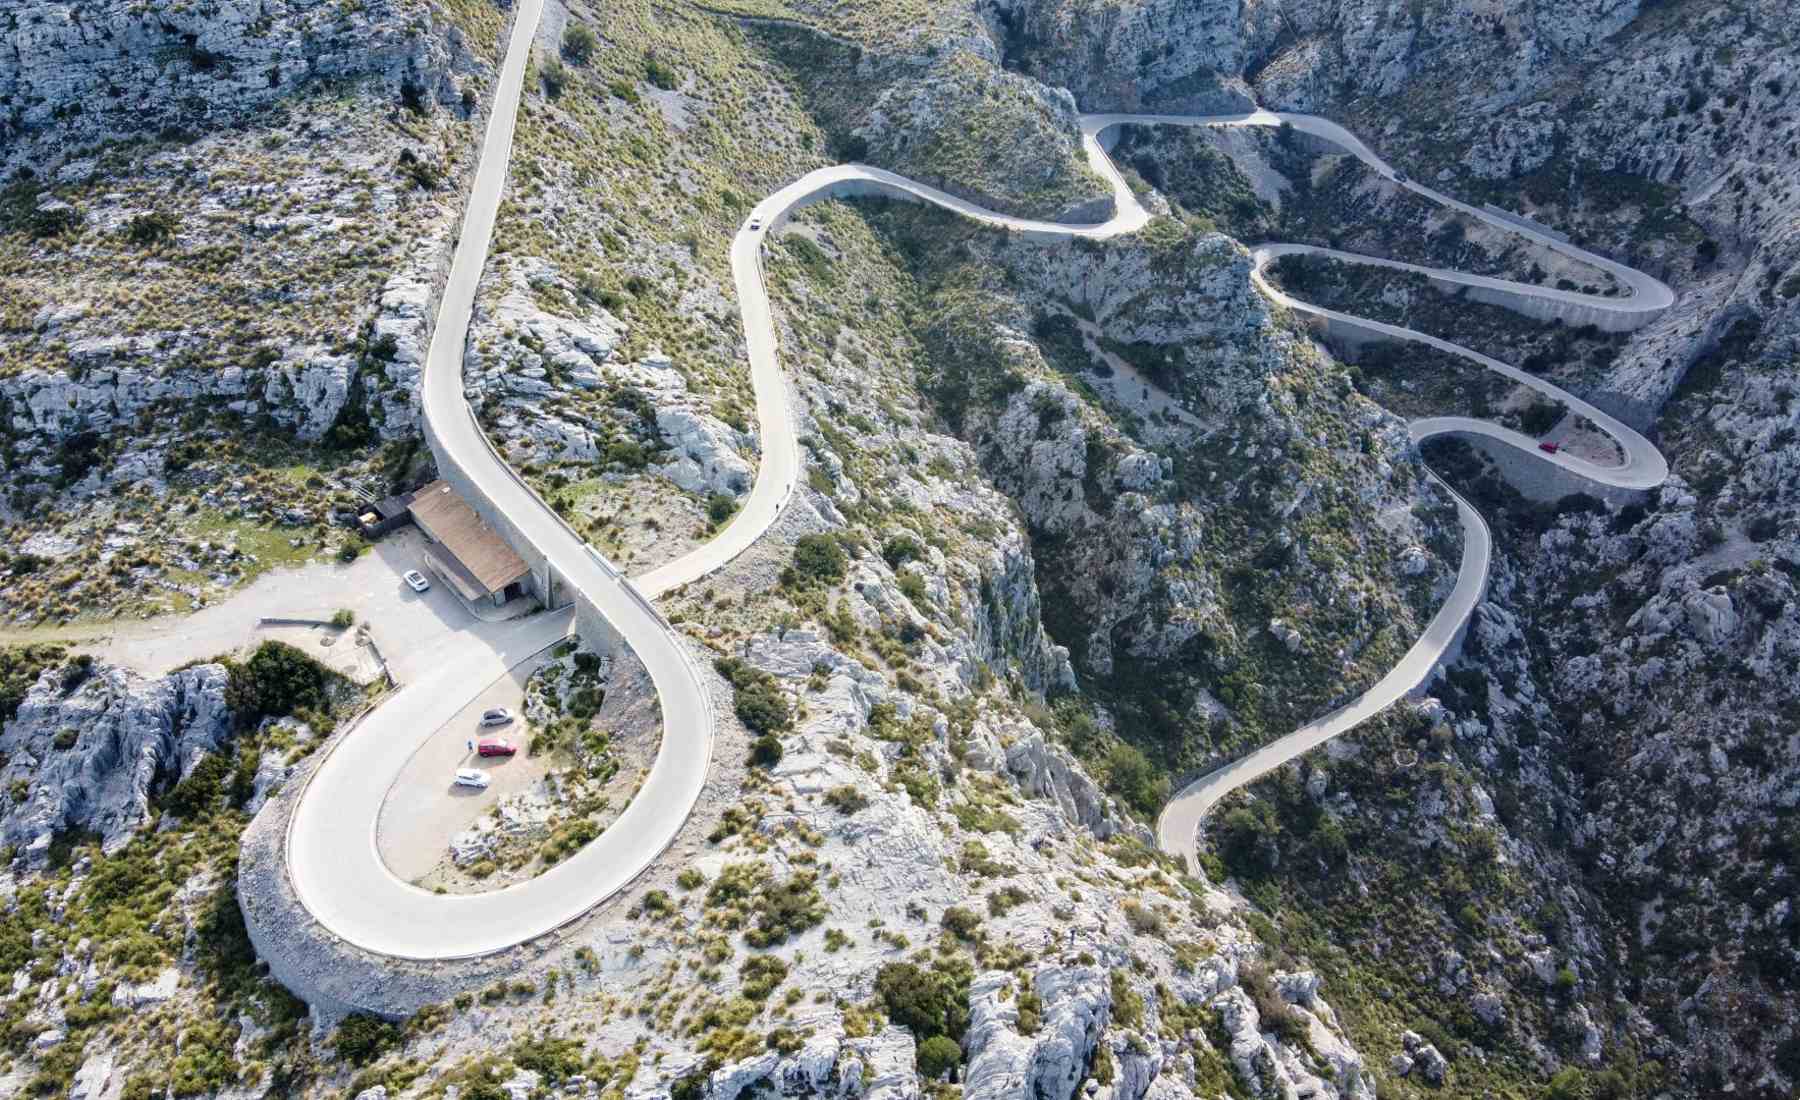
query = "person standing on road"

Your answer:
(466, 738), (474, 756)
